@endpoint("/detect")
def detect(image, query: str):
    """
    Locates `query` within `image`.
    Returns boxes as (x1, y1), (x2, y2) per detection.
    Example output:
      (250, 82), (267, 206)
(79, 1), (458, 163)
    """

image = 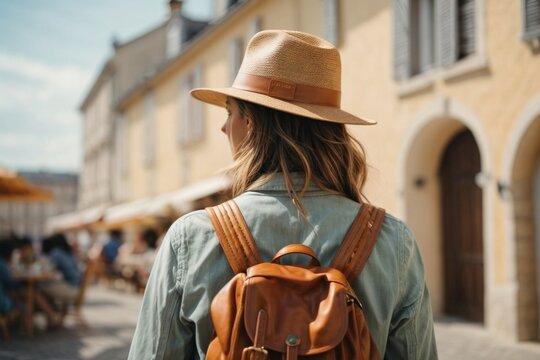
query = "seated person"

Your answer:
(102, 230), (123, 265)
(0, 238), (60, 328)
(40, 234), (82, 303)
(0, 282), (15, 318)
(14, 236), (36, 268)
(0, 241), (17, 320)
